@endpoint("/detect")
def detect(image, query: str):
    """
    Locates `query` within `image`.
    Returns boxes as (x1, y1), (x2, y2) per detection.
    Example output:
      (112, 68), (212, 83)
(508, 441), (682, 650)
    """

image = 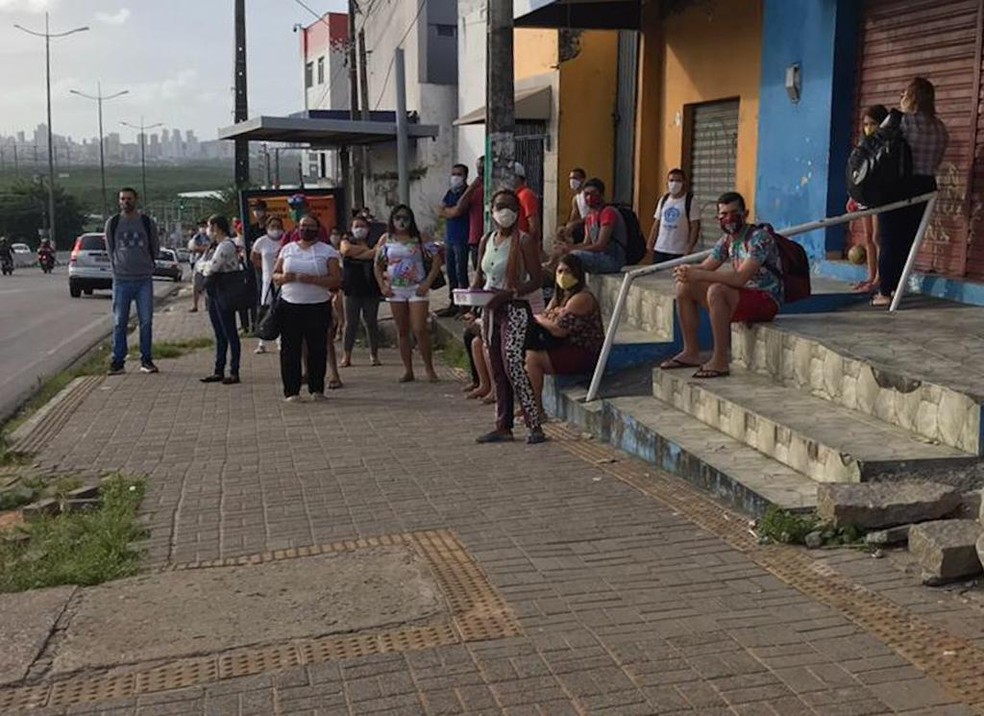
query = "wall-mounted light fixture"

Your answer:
(785, 63), (801, 104)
